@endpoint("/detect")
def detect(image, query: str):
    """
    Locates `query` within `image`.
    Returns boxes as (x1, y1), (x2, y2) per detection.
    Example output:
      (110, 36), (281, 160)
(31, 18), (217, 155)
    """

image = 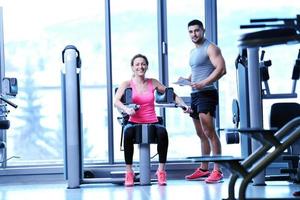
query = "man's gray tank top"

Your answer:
(189, 38), (216, 93)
